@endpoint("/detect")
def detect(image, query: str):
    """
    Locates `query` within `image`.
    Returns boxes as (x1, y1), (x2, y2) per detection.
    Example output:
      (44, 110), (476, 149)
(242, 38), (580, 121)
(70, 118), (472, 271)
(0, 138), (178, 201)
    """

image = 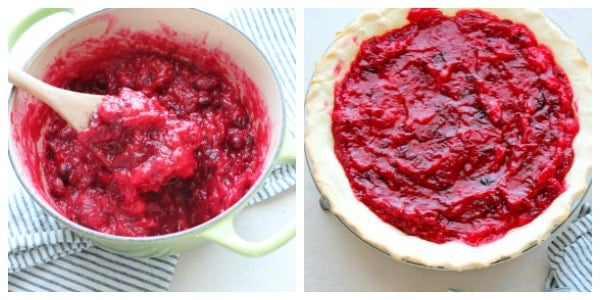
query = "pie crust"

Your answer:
(305, 8), (591, 271)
